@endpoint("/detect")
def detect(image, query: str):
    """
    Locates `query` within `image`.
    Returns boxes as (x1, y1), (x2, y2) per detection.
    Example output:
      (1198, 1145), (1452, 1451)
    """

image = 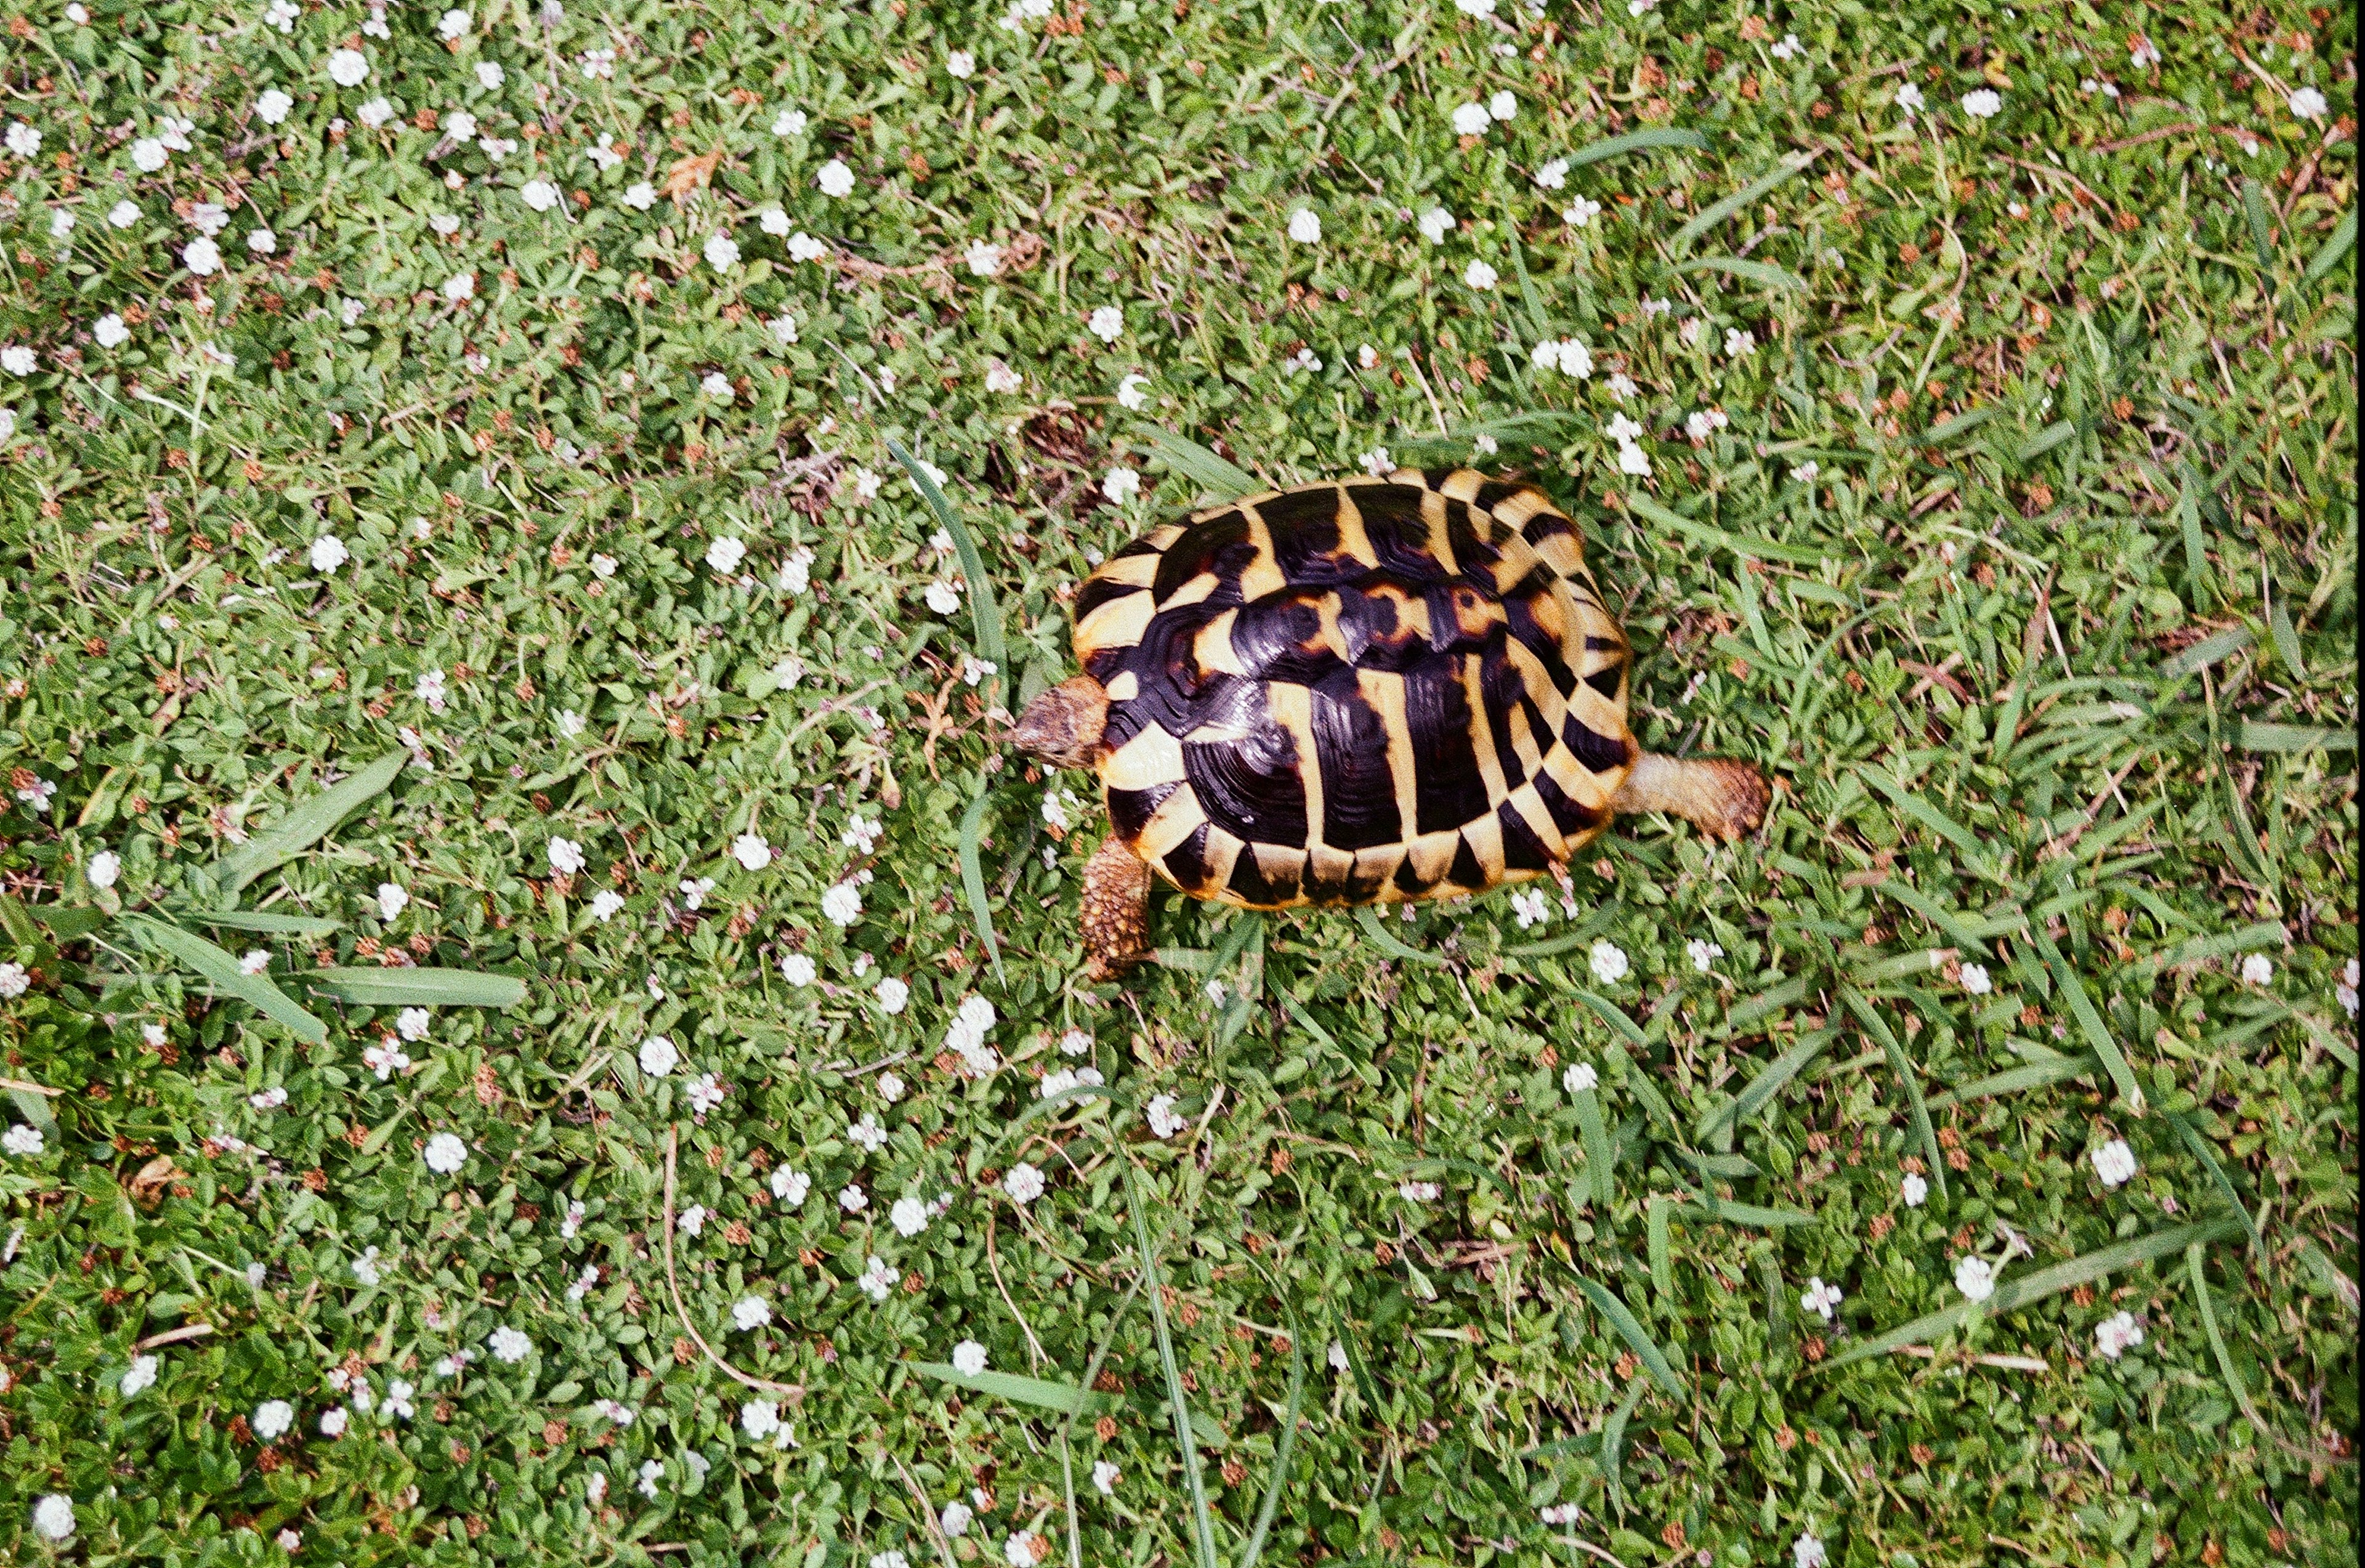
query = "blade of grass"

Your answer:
(214, 750), (406, 895)
(1126, 1164), (1220, 1568)
(2167, 1111), (2263, 1257)
(1599, 1375), (1647, 1508)
(1647, 1198), (1673, 1302)
(1131, 424), (1260, 499)
(1352, 905), (1448, 966)
(1928, 1051), (2099, 1107)
(1674, 255), (1807, 291)
(188, 910), (344, 937)
(2027, 924), (2145, 1113)
(122, 911), (327, 1045)
(958, 787), (1004, 979)
(304, 968), (527, 1008)
(1236, 1301), (1308, 1568)
(1569, 126), (1708, 166)
(1574, 1079), (1614, 1210)
(886, 434), (1008, 695)
(1670, 150), (1816, 251)
(2016, 419), (2078, 463)
(2240, 179), (2276, 269)
(1574, 990), (1684, 1138)
(2157, 626), (2253, 681)
(2303, 206), (2356, 283)
(1841, 988), (1946, 1200)
(1680, 1197), (1814, 1229)
(2185, 1243), (2273, 1440)
(1696, 1026), (1838, 1142)
(1923, 405), (1999, 443)
(909, 1363), (1112, 1416)
(1054, 1275), (1144, 1568)
(1566, 1271), (1687, 1400)
(1821, 1217), (2241, 1369)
